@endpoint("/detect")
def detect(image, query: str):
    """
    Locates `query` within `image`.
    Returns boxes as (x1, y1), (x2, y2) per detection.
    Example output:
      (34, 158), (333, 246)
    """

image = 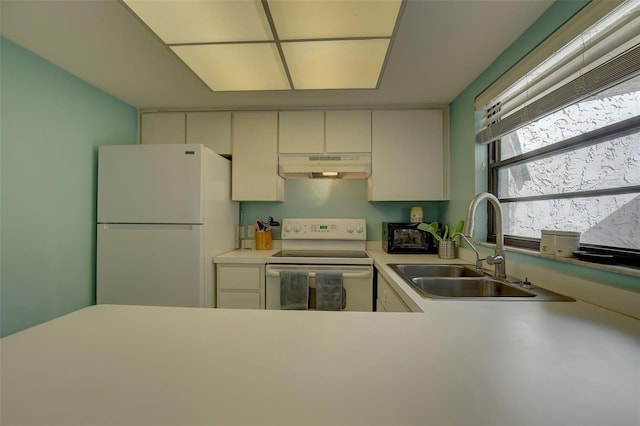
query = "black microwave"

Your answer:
(382, 222), (440, 254)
